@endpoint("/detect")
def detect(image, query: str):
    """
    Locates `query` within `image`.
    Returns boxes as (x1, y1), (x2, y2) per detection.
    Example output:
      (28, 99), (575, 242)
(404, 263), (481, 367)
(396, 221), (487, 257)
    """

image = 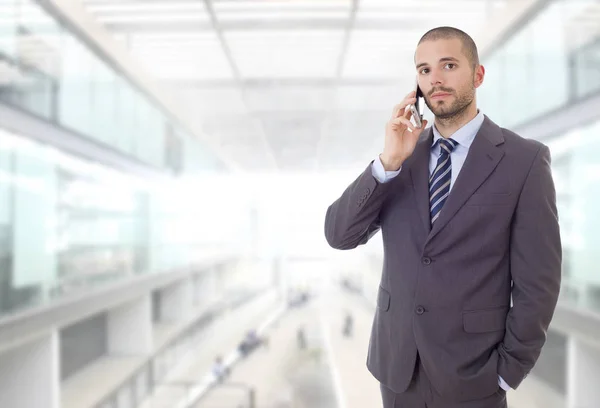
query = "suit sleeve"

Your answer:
(497, 145), (562, 389)
(324, 162), (397, 250)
